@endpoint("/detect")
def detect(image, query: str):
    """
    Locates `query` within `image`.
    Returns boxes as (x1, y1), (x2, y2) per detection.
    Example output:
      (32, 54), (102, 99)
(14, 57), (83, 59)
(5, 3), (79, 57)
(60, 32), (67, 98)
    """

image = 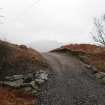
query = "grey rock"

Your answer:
(95, 72), (105, 79)
(31, 90), (38, 95)
(40, 73), (48, 80)
(5, 75), (24, 81)
(30, 81), (38, 89)
(91, 66), (98, 72)
(85, 64), (92, 69)
(35, 70), (48, 80)
(84, 64), (98, 73)
(24, 87), (32, 92)
(3, 79), (24, 88)
(35, 70), (48, 85)
(35, 79), (45, 85)
(13, 75), (24, 80)
(1, 70), (49, 95)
